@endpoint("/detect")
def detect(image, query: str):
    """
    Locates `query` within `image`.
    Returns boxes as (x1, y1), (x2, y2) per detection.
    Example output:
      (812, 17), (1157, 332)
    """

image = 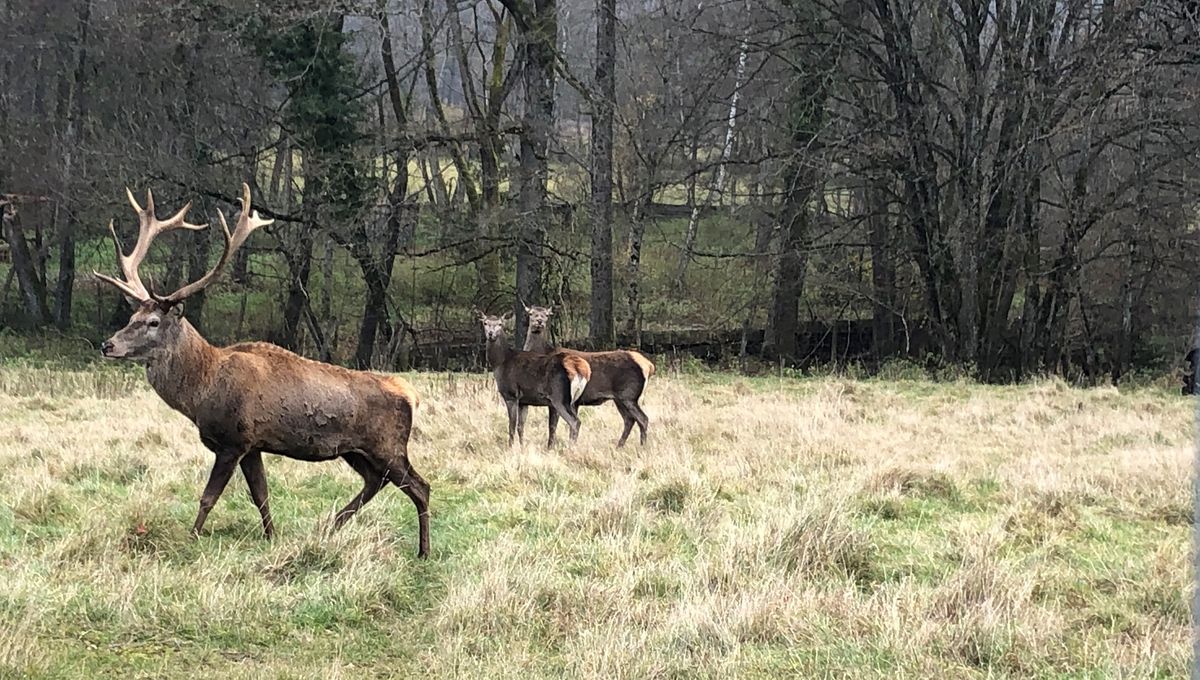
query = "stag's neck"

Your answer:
(486, 336), (514, 369)
(146, 319), (220, 419)
(523, 328), (554, 353)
